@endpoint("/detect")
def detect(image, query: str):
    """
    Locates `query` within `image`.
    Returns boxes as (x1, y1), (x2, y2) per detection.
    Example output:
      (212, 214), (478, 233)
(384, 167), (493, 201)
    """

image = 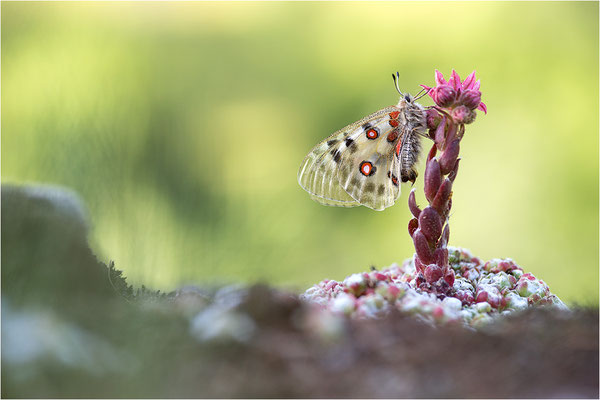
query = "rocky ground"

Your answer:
(2, 184), (598, 398)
